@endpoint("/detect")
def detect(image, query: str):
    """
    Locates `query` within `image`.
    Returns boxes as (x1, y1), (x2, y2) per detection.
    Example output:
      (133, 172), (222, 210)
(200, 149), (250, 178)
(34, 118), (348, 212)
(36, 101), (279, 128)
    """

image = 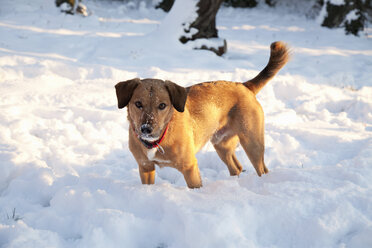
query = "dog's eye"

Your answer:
(135, 101), (143, 109)
(158, 103), (166, 110)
